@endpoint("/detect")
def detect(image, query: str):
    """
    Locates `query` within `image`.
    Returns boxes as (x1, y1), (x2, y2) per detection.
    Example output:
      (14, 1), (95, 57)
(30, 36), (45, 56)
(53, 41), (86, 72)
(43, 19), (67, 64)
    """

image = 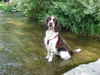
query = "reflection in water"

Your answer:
(0, 10), (100, 75)
(7, 63), (22, 67)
